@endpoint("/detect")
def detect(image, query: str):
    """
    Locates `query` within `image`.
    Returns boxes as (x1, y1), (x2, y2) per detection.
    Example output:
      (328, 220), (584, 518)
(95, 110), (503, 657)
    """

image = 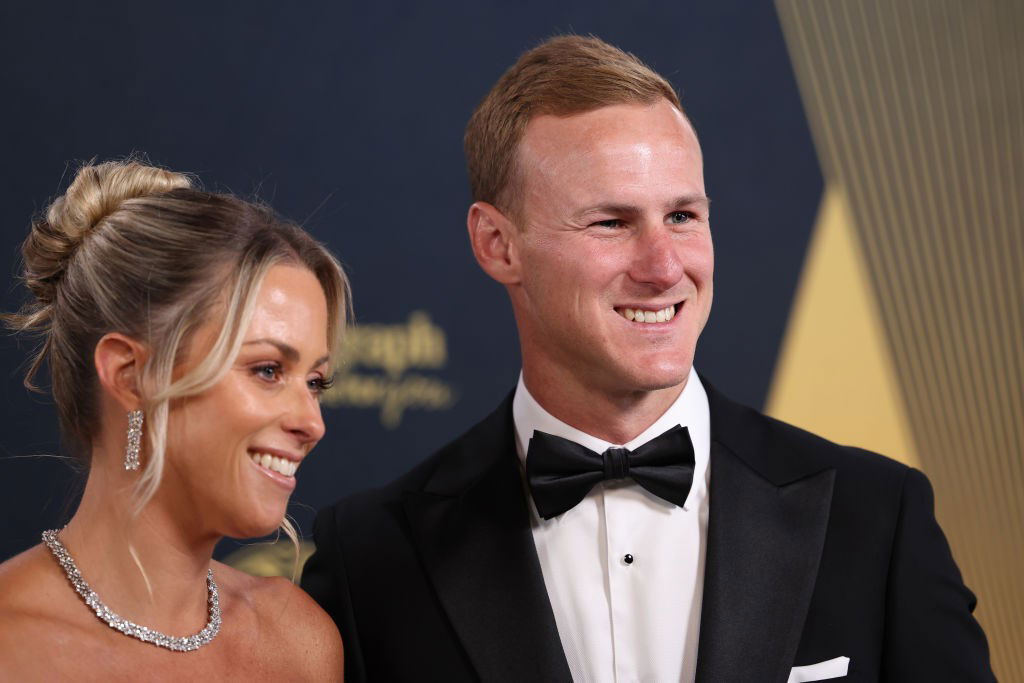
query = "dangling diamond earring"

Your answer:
(124, 409), (144, 471)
